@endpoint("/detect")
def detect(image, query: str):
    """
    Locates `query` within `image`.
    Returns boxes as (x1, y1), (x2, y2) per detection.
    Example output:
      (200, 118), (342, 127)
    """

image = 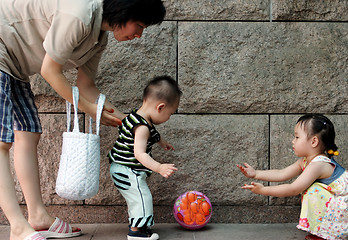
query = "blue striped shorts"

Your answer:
(0, 71), (42, 143)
